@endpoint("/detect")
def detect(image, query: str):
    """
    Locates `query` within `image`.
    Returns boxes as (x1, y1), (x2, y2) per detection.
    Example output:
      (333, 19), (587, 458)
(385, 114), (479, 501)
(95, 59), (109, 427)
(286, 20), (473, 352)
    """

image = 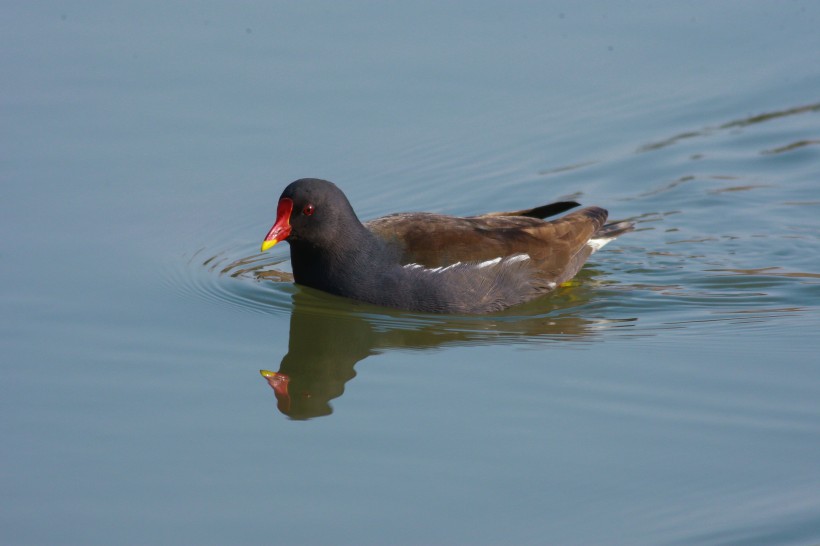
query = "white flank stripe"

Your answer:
(404, 261), (462, 274)
(405, 254), (529, 274)
(506, 254), (530, 264)
(477, 257), (502, 268)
